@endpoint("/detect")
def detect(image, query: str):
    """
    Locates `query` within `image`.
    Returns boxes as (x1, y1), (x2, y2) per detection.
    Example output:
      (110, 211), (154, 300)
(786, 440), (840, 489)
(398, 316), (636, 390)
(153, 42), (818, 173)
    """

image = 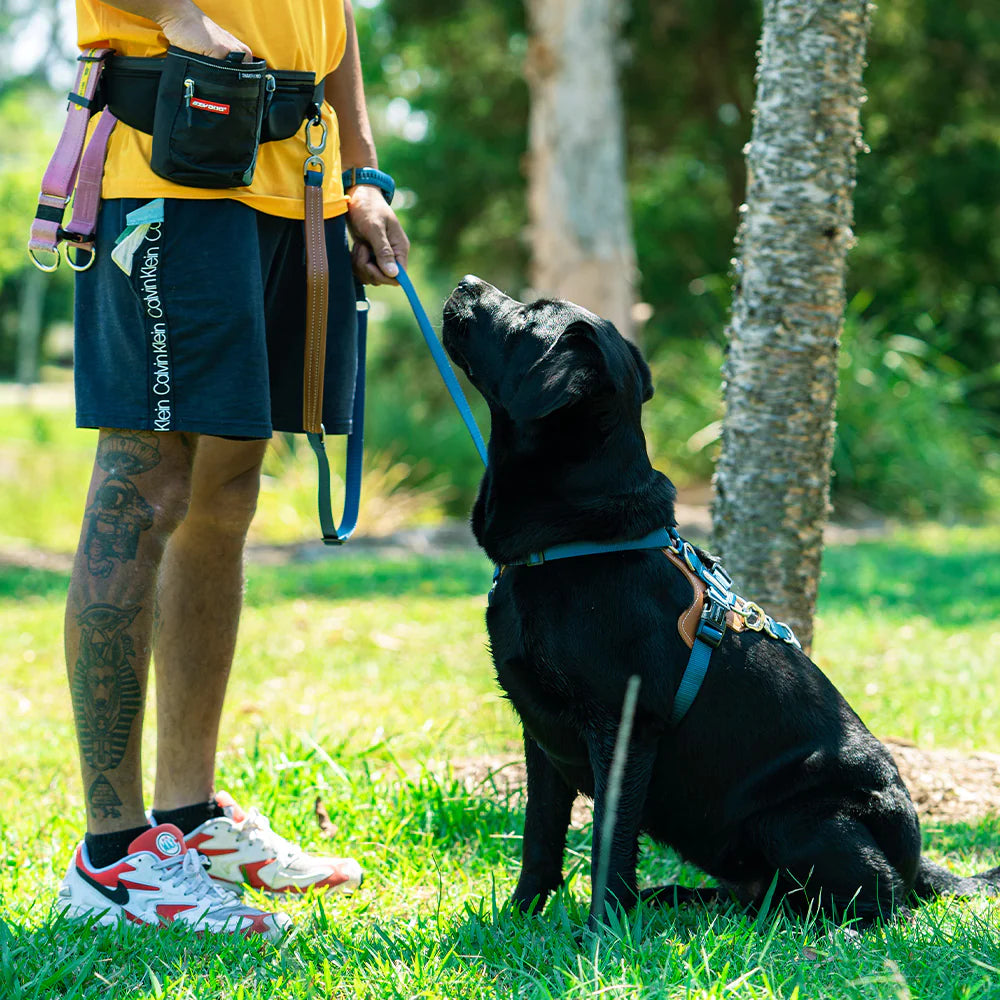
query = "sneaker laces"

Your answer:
(152, 848), (240, 904)
(237, 808), (301, 863)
